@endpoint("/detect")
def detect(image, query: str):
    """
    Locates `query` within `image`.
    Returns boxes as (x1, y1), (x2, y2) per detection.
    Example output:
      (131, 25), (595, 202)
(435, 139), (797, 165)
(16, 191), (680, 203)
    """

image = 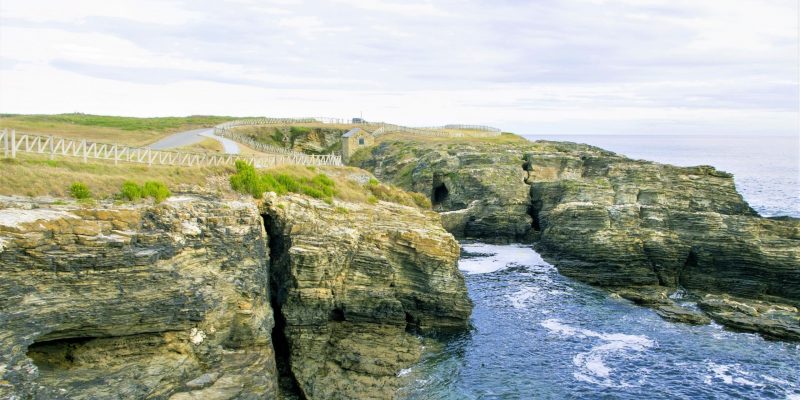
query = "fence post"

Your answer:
(2, 128), (7, 158)
(81, 139), (87, 163)
(11, 129), (16, 159)
(49, 136), (54, 160)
